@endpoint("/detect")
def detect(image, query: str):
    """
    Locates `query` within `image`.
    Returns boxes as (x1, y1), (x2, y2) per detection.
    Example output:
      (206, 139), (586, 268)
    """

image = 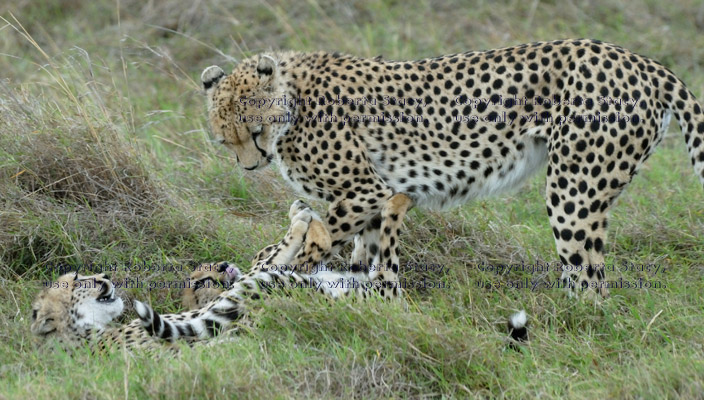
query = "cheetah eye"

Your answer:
(32, 310), (37, 320)
(251, 125), (263, 136)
